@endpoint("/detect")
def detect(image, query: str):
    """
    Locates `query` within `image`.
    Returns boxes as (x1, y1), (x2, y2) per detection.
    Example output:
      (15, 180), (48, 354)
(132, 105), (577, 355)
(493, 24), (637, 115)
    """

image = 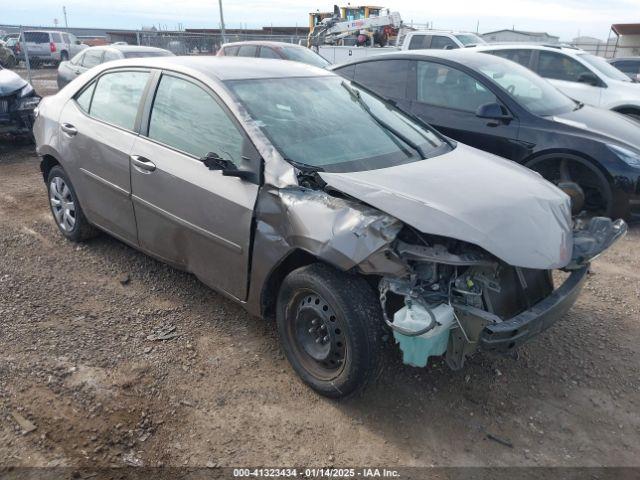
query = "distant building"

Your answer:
(481, 29), (560, 44)
(608, 23), (640, 58)
(571, 36), (605, 55)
